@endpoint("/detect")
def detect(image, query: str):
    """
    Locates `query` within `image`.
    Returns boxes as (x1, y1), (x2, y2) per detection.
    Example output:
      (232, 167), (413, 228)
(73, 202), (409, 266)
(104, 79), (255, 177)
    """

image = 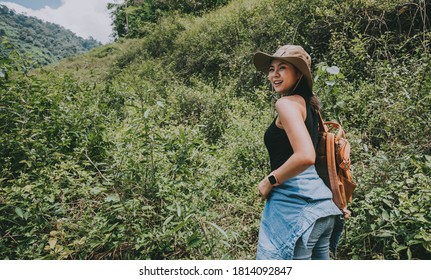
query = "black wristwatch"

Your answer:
(268, 174), (278, 185)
